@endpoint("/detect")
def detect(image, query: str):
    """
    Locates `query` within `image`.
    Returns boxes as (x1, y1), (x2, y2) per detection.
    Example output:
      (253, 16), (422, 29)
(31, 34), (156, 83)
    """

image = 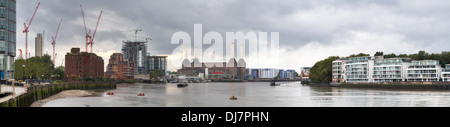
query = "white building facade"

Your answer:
(441, 64), (450, 82)
(372, 58), (411, 82)
(344, 56), (382, 83)
(406, 60), (442, 82)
